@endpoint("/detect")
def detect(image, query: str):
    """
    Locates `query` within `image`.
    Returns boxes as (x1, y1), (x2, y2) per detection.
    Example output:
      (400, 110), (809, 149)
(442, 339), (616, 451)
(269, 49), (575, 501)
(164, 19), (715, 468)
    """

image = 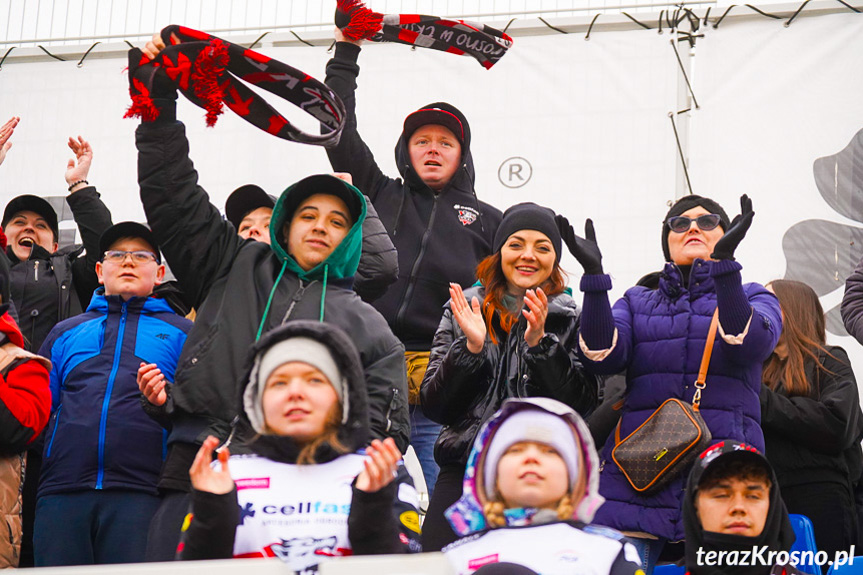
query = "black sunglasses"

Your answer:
(667, 214), (722, 233)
